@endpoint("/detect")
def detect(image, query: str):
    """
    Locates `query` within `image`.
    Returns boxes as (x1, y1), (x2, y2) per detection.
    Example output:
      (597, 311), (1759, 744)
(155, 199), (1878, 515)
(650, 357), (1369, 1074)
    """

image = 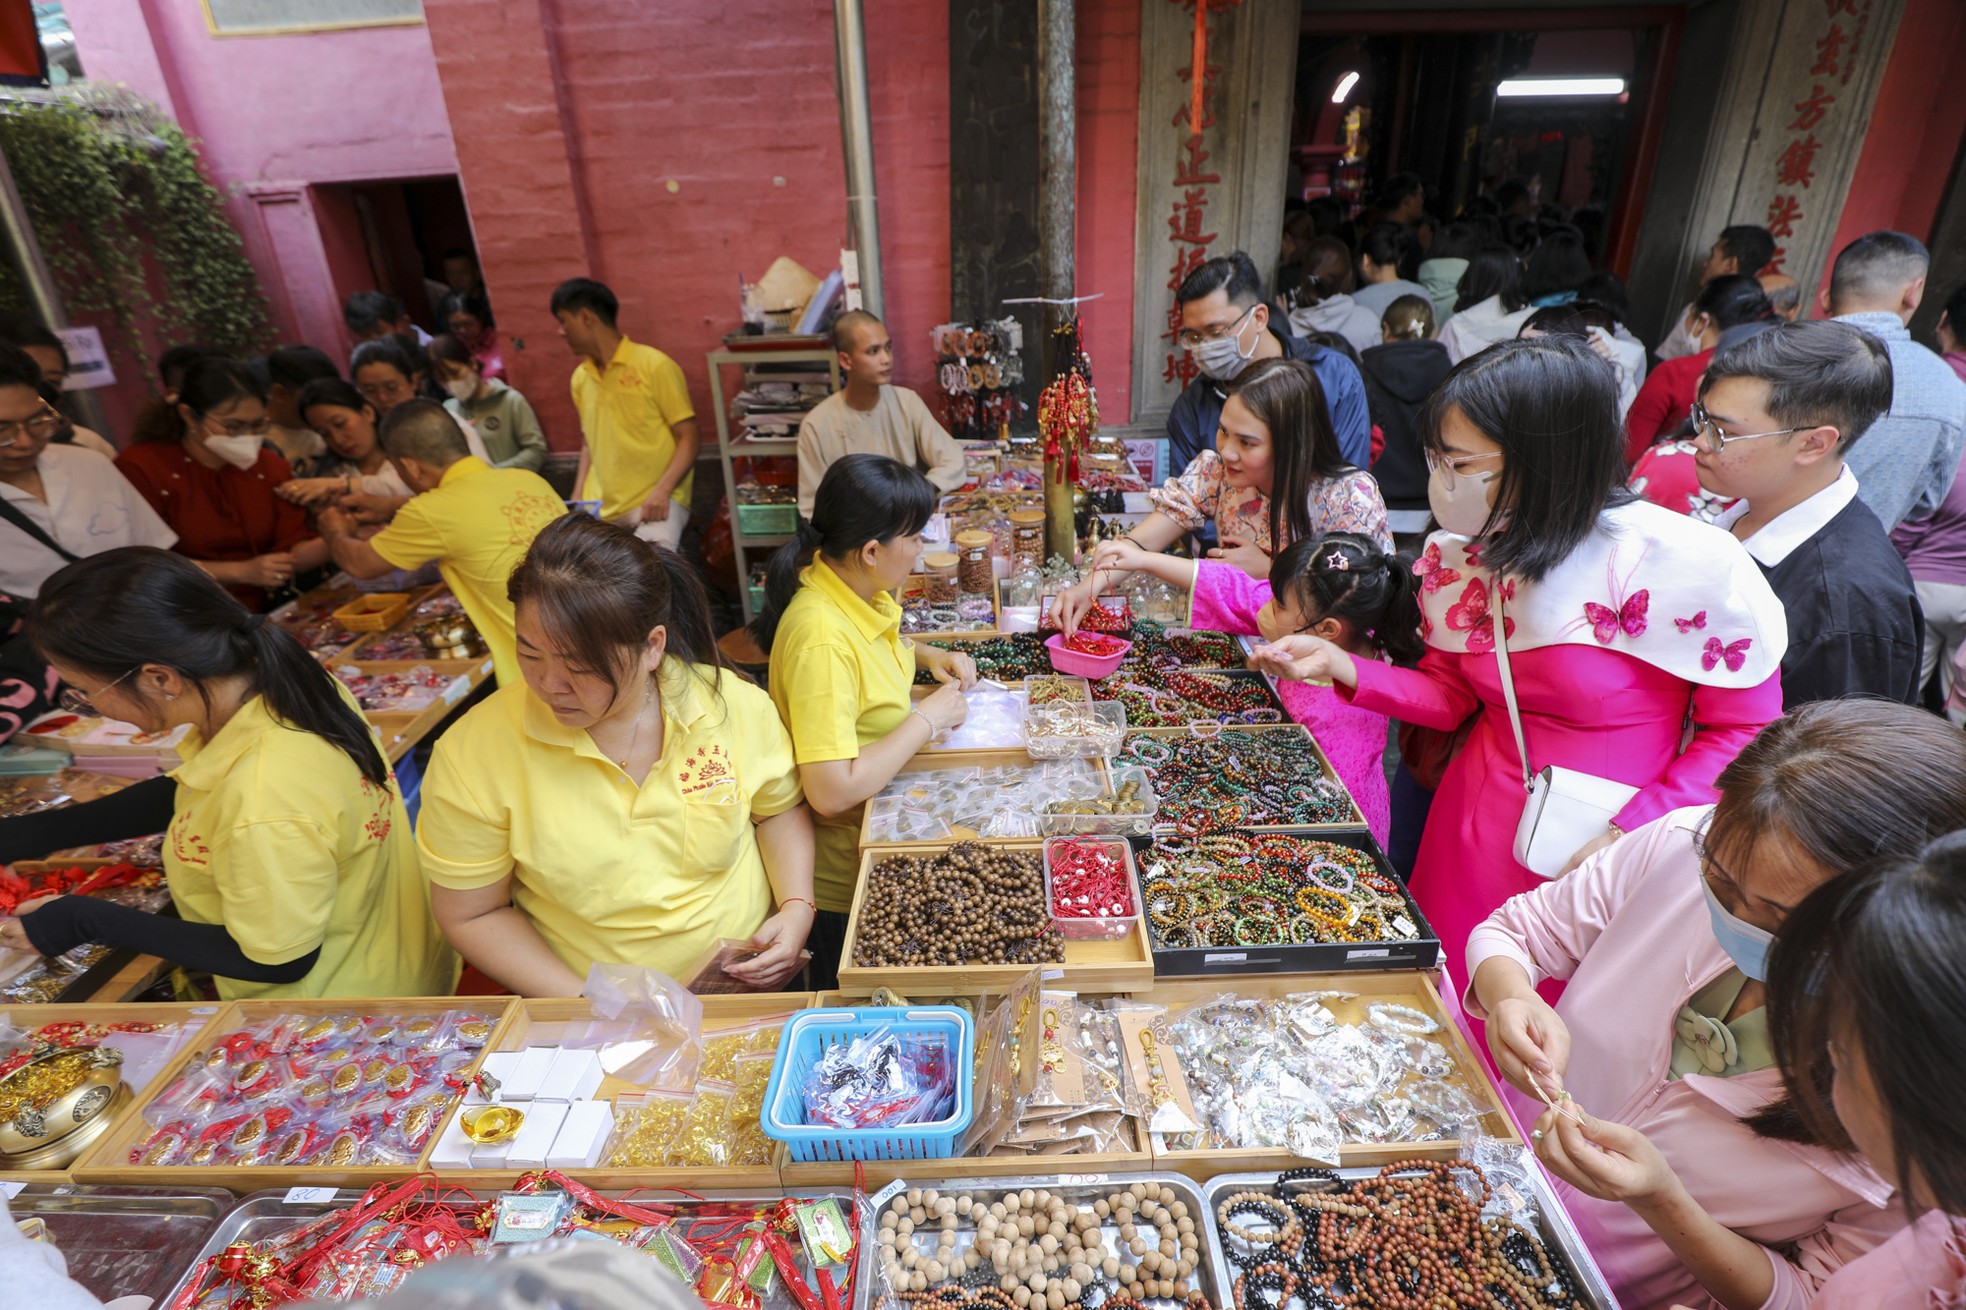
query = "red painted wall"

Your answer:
(1818, 0), (1966, 301)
